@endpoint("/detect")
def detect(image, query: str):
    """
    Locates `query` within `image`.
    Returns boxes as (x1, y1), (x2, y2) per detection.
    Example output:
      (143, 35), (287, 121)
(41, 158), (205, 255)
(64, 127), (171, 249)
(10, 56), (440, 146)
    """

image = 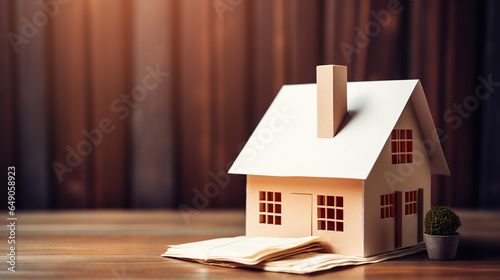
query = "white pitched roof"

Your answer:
(229, 80), (450, 179)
